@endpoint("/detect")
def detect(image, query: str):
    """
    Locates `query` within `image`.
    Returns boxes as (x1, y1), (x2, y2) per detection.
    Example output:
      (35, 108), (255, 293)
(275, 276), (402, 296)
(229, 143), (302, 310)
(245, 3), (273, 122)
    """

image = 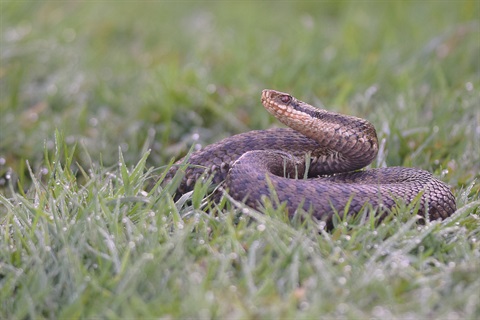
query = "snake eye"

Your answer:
(280, 95), (291, 104)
